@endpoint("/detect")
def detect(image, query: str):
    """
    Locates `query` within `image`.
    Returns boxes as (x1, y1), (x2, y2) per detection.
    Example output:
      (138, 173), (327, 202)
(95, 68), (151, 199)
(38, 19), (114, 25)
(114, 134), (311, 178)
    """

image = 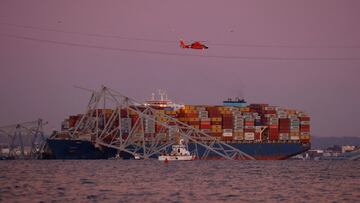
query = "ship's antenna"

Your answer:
(158, 89), (165, 101)
(151, 93), (155, 101)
